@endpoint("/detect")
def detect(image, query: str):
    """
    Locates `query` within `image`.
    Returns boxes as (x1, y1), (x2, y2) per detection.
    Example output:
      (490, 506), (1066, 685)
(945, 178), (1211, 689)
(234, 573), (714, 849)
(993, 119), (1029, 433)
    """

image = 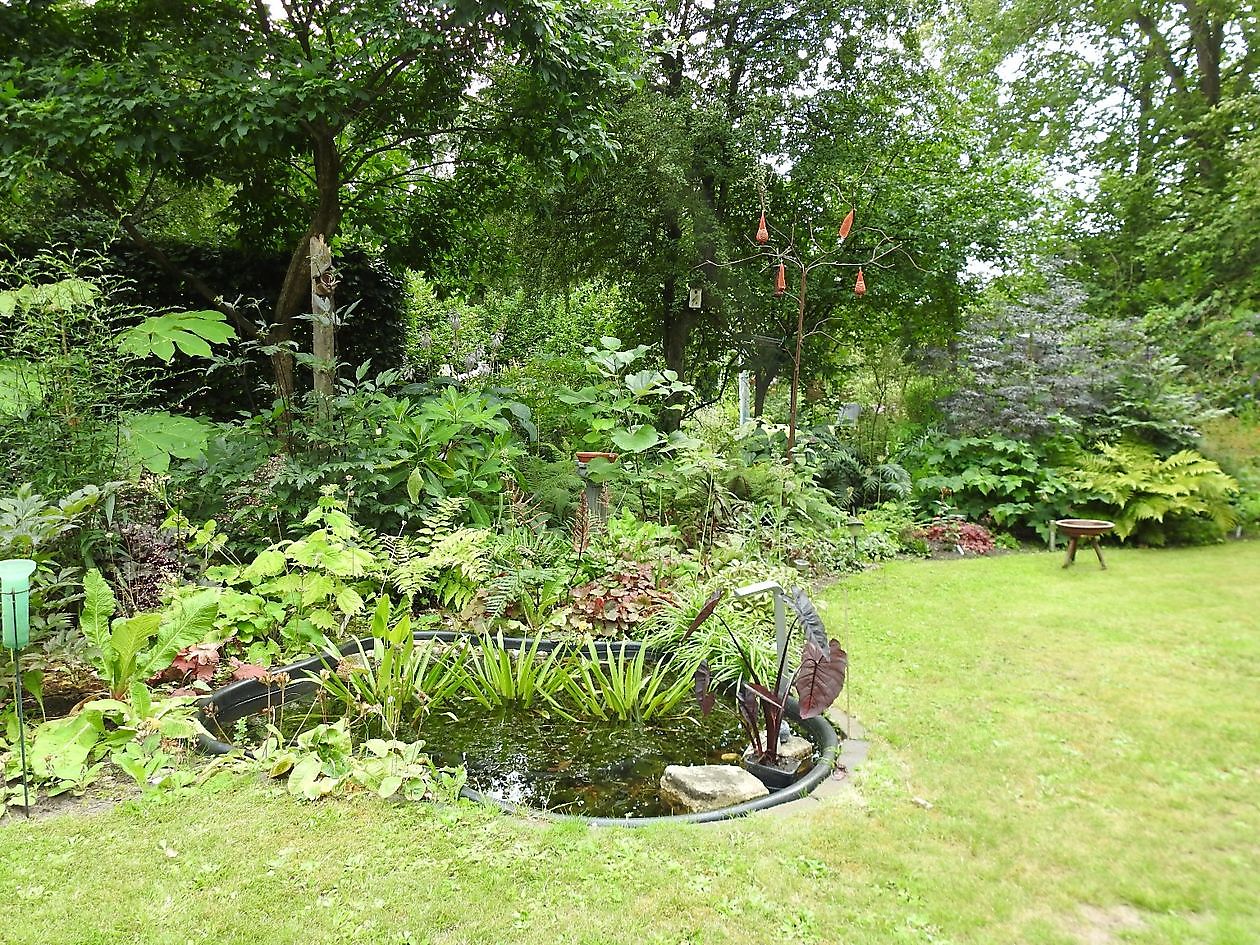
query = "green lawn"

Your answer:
(2, 545), (1258, 945)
